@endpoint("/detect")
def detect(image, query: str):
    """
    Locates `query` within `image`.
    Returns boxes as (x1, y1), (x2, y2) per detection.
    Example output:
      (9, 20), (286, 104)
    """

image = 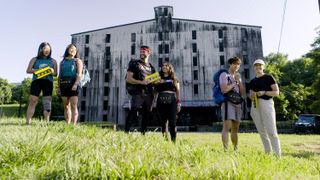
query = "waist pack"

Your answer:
(60, 77), (76, 89)
(225, 90), (244, 104)
(158, 93), (175, 104)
